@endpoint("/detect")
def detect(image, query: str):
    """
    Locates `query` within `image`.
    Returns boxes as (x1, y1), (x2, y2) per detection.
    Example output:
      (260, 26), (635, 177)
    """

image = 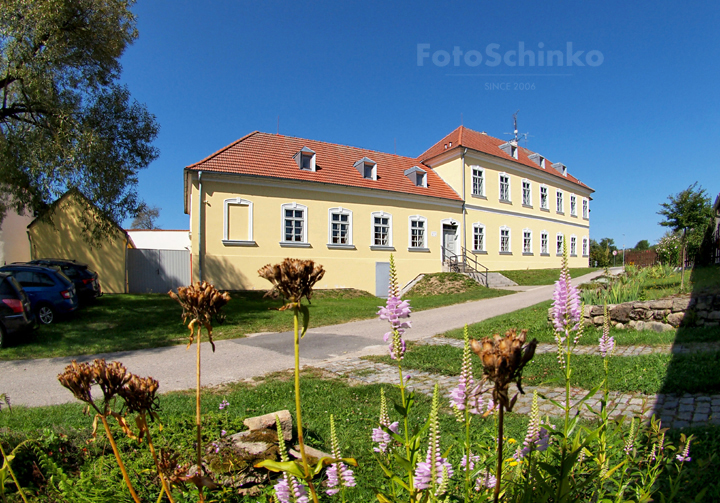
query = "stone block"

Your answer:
(593, 316), (604, 325)
(672, 297), (691, 312)
(244, 410), (293, 441)
(708, 311), (720, 320)
(649, 299), (673, 310)
(646, 321), (674, 333)
(667, 312), (684, 328)
(610, 304), (632, 323)
(590, 305), (604, 317)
